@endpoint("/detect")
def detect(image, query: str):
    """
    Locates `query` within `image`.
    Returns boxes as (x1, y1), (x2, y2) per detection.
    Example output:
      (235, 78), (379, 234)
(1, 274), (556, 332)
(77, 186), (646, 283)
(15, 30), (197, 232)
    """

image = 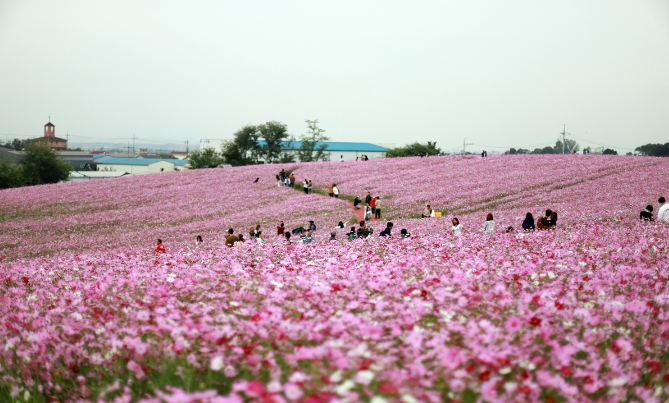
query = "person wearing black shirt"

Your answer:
(380, 222), (393, 237)
(365, 192), (372, 206)
(522, 213), (535, 231)
(640, 205), (654, 221)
